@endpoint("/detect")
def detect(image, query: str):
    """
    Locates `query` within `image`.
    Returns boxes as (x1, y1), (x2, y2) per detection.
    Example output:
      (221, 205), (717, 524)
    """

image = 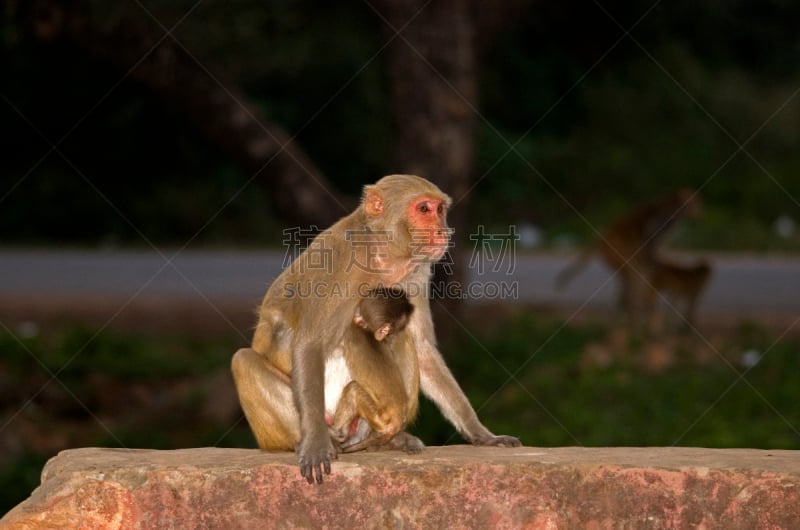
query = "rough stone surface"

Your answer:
(2, 446), (799, 529)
